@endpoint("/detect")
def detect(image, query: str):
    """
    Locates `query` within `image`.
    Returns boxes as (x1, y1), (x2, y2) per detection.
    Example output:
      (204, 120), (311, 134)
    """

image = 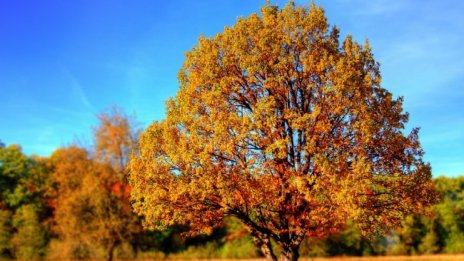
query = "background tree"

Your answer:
(0, 145), (30, 209)
(93, 107), (141, 260)
(94, 106), (140, 175)
(130, 2), (436, 261)
(10, 204), (47, 259)
(0, 209), (12, 258)
(47, 146), (102, 259)
(386, 215), (425, 255)
(49, 107), (141, 261)
(434, 176), (464, 253)
(417, 215), (442, 254)
(0, 144), (49, 259)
